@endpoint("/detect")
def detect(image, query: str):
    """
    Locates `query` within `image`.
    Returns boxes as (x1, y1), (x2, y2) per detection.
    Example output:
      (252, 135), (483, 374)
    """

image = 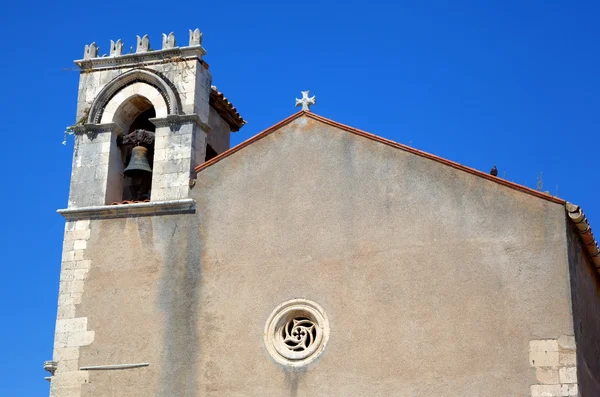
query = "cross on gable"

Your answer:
(295, 90), (316, 111)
